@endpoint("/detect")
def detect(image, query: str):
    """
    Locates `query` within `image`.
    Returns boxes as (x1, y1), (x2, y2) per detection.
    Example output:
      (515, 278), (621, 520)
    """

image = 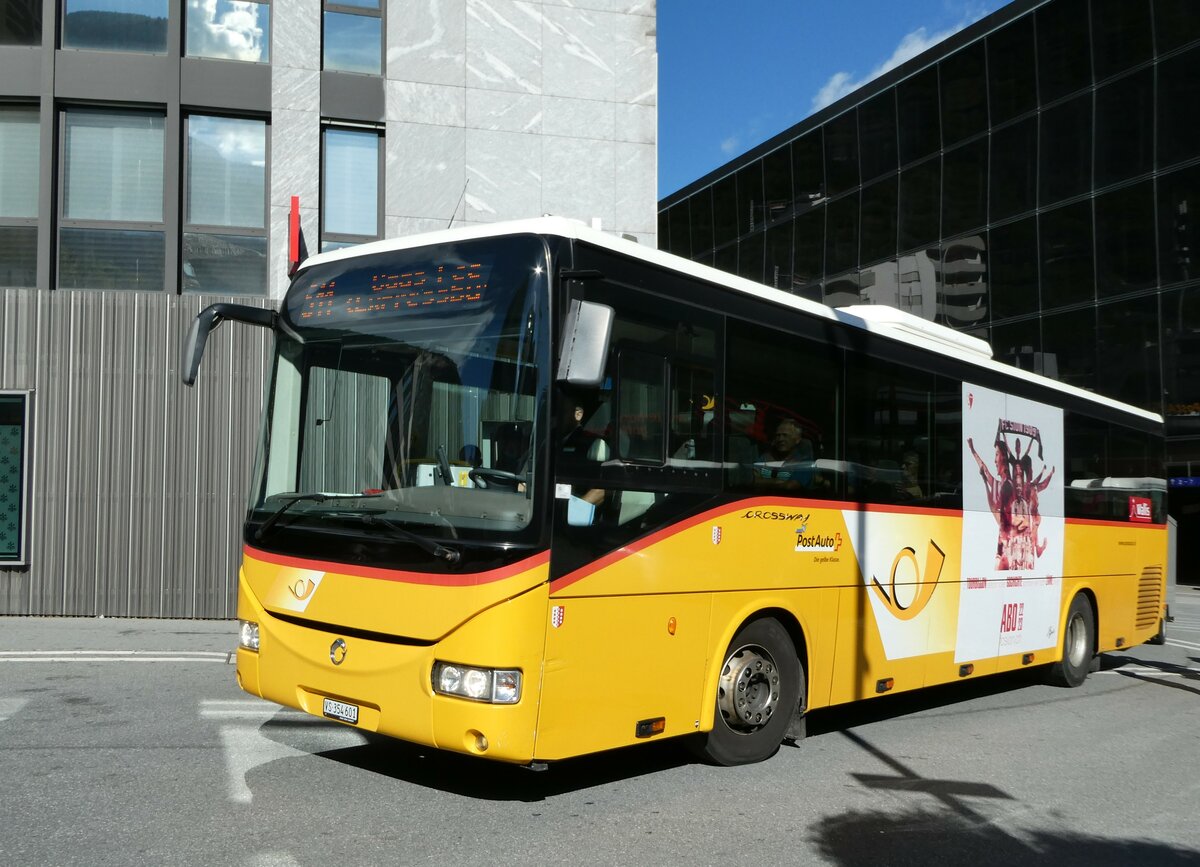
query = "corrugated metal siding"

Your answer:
(0, 289), (271, 618)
